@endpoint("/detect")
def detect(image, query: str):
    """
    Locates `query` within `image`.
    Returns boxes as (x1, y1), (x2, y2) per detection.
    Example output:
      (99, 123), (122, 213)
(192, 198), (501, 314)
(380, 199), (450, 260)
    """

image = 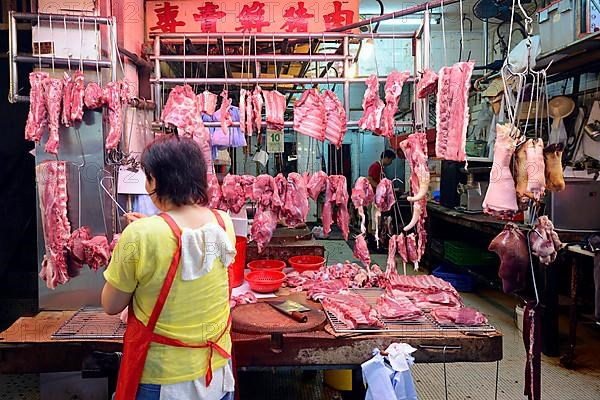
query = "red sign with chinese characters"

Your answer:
(146, 1), (358, 35)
